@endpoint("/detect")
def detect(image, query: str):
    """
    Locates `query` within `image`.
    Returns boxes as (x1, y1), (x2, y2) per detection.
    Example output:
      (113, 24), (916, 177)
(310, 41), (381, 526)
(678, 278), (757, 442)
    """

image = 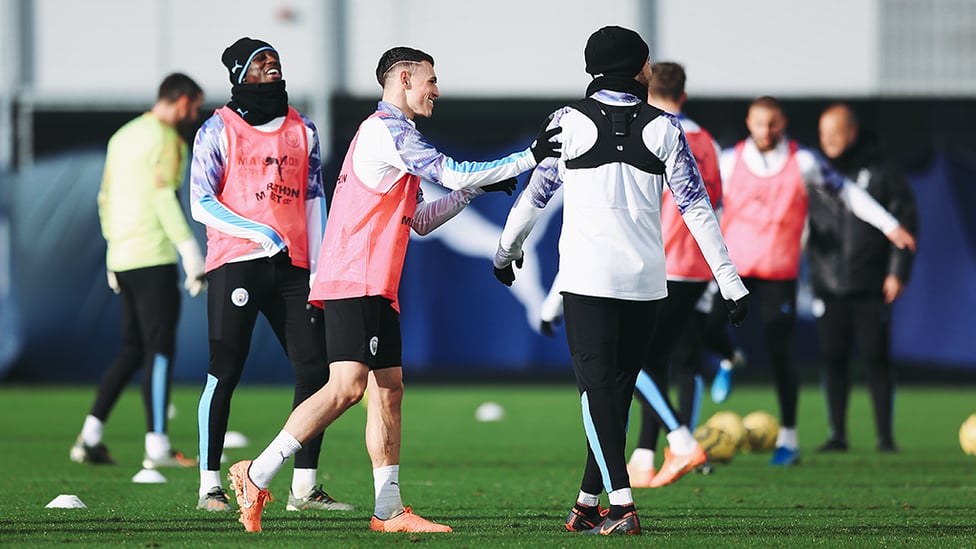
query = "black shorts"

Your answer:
(323, 296), (402, 370)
